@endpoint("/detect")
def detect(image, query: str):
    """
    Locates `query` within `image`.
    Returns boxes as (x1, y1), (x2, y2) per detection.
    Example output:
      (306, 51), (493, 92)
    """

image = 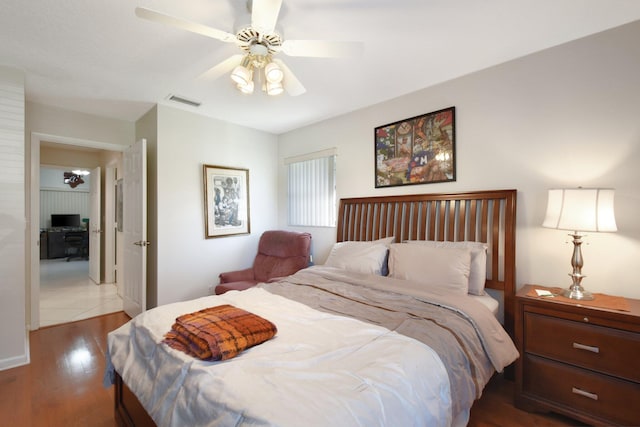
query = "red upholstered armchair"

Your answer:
(215, 230), (312, 295)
